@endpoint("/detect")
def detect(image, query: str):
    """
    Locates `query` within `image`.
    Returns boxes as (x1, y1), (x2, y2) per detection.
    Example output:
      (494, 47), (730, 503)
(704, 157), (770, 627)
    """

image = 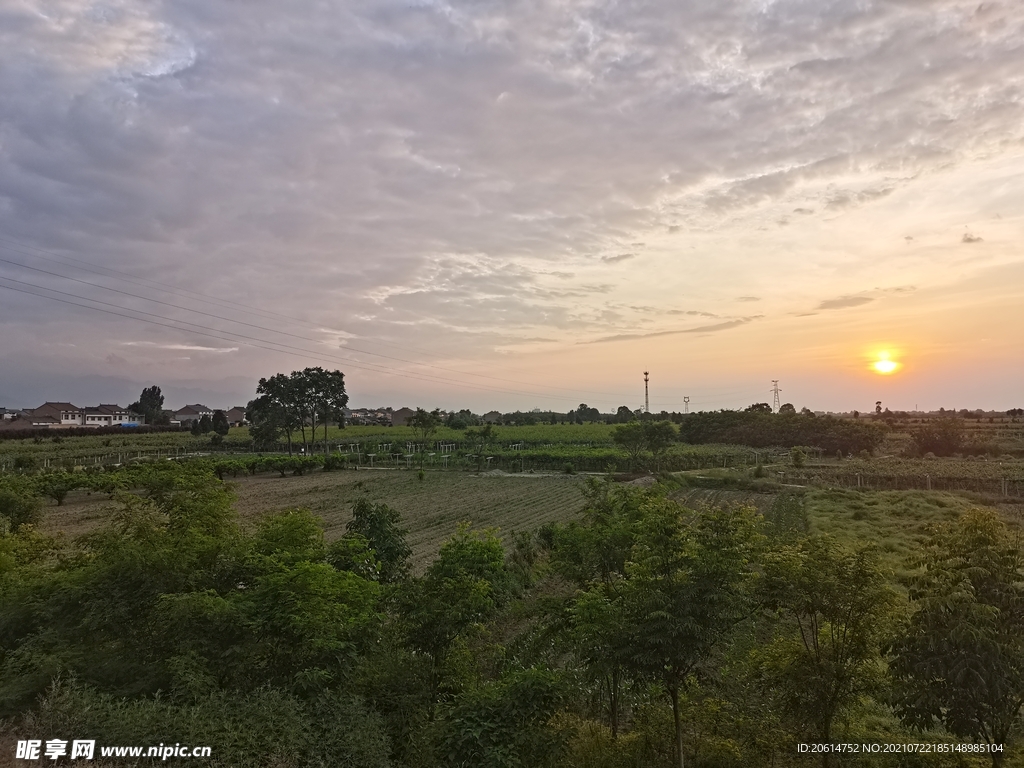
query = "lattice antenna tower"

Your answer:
(771, 380), (781, 413)
(644, 371), (650, 414)
(683, 396), (690, 414)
